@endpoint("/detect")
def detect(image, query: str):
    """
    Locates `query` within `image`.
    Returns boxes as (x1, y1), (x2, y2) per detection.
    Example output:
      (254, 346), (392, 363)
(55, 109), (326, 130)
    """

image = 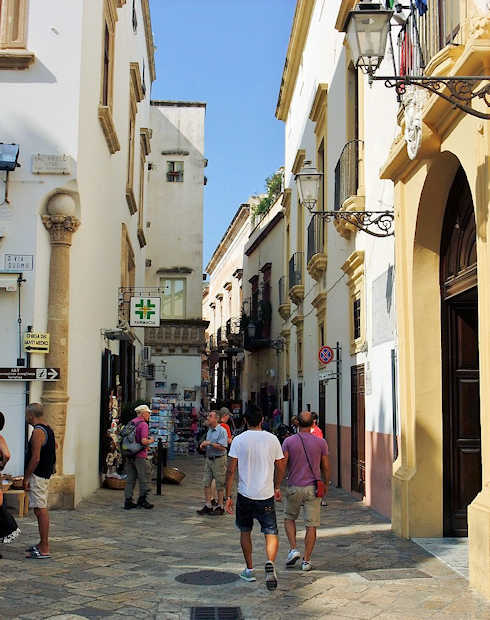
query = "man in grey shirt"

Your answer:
(197, 411), (228, 516)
